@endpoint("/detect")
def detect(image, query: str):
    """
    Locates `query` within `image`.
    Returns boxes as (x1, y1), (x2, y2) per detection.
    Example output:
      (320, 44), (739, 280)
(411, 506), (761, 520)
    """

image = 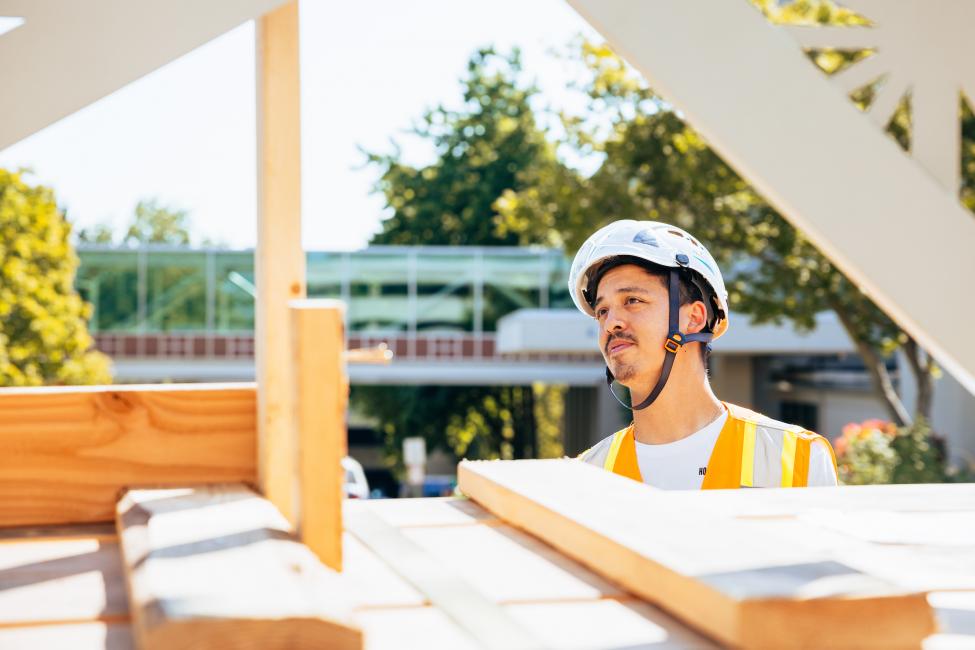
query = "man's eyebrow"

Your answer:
(593, 286), (652, 307)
